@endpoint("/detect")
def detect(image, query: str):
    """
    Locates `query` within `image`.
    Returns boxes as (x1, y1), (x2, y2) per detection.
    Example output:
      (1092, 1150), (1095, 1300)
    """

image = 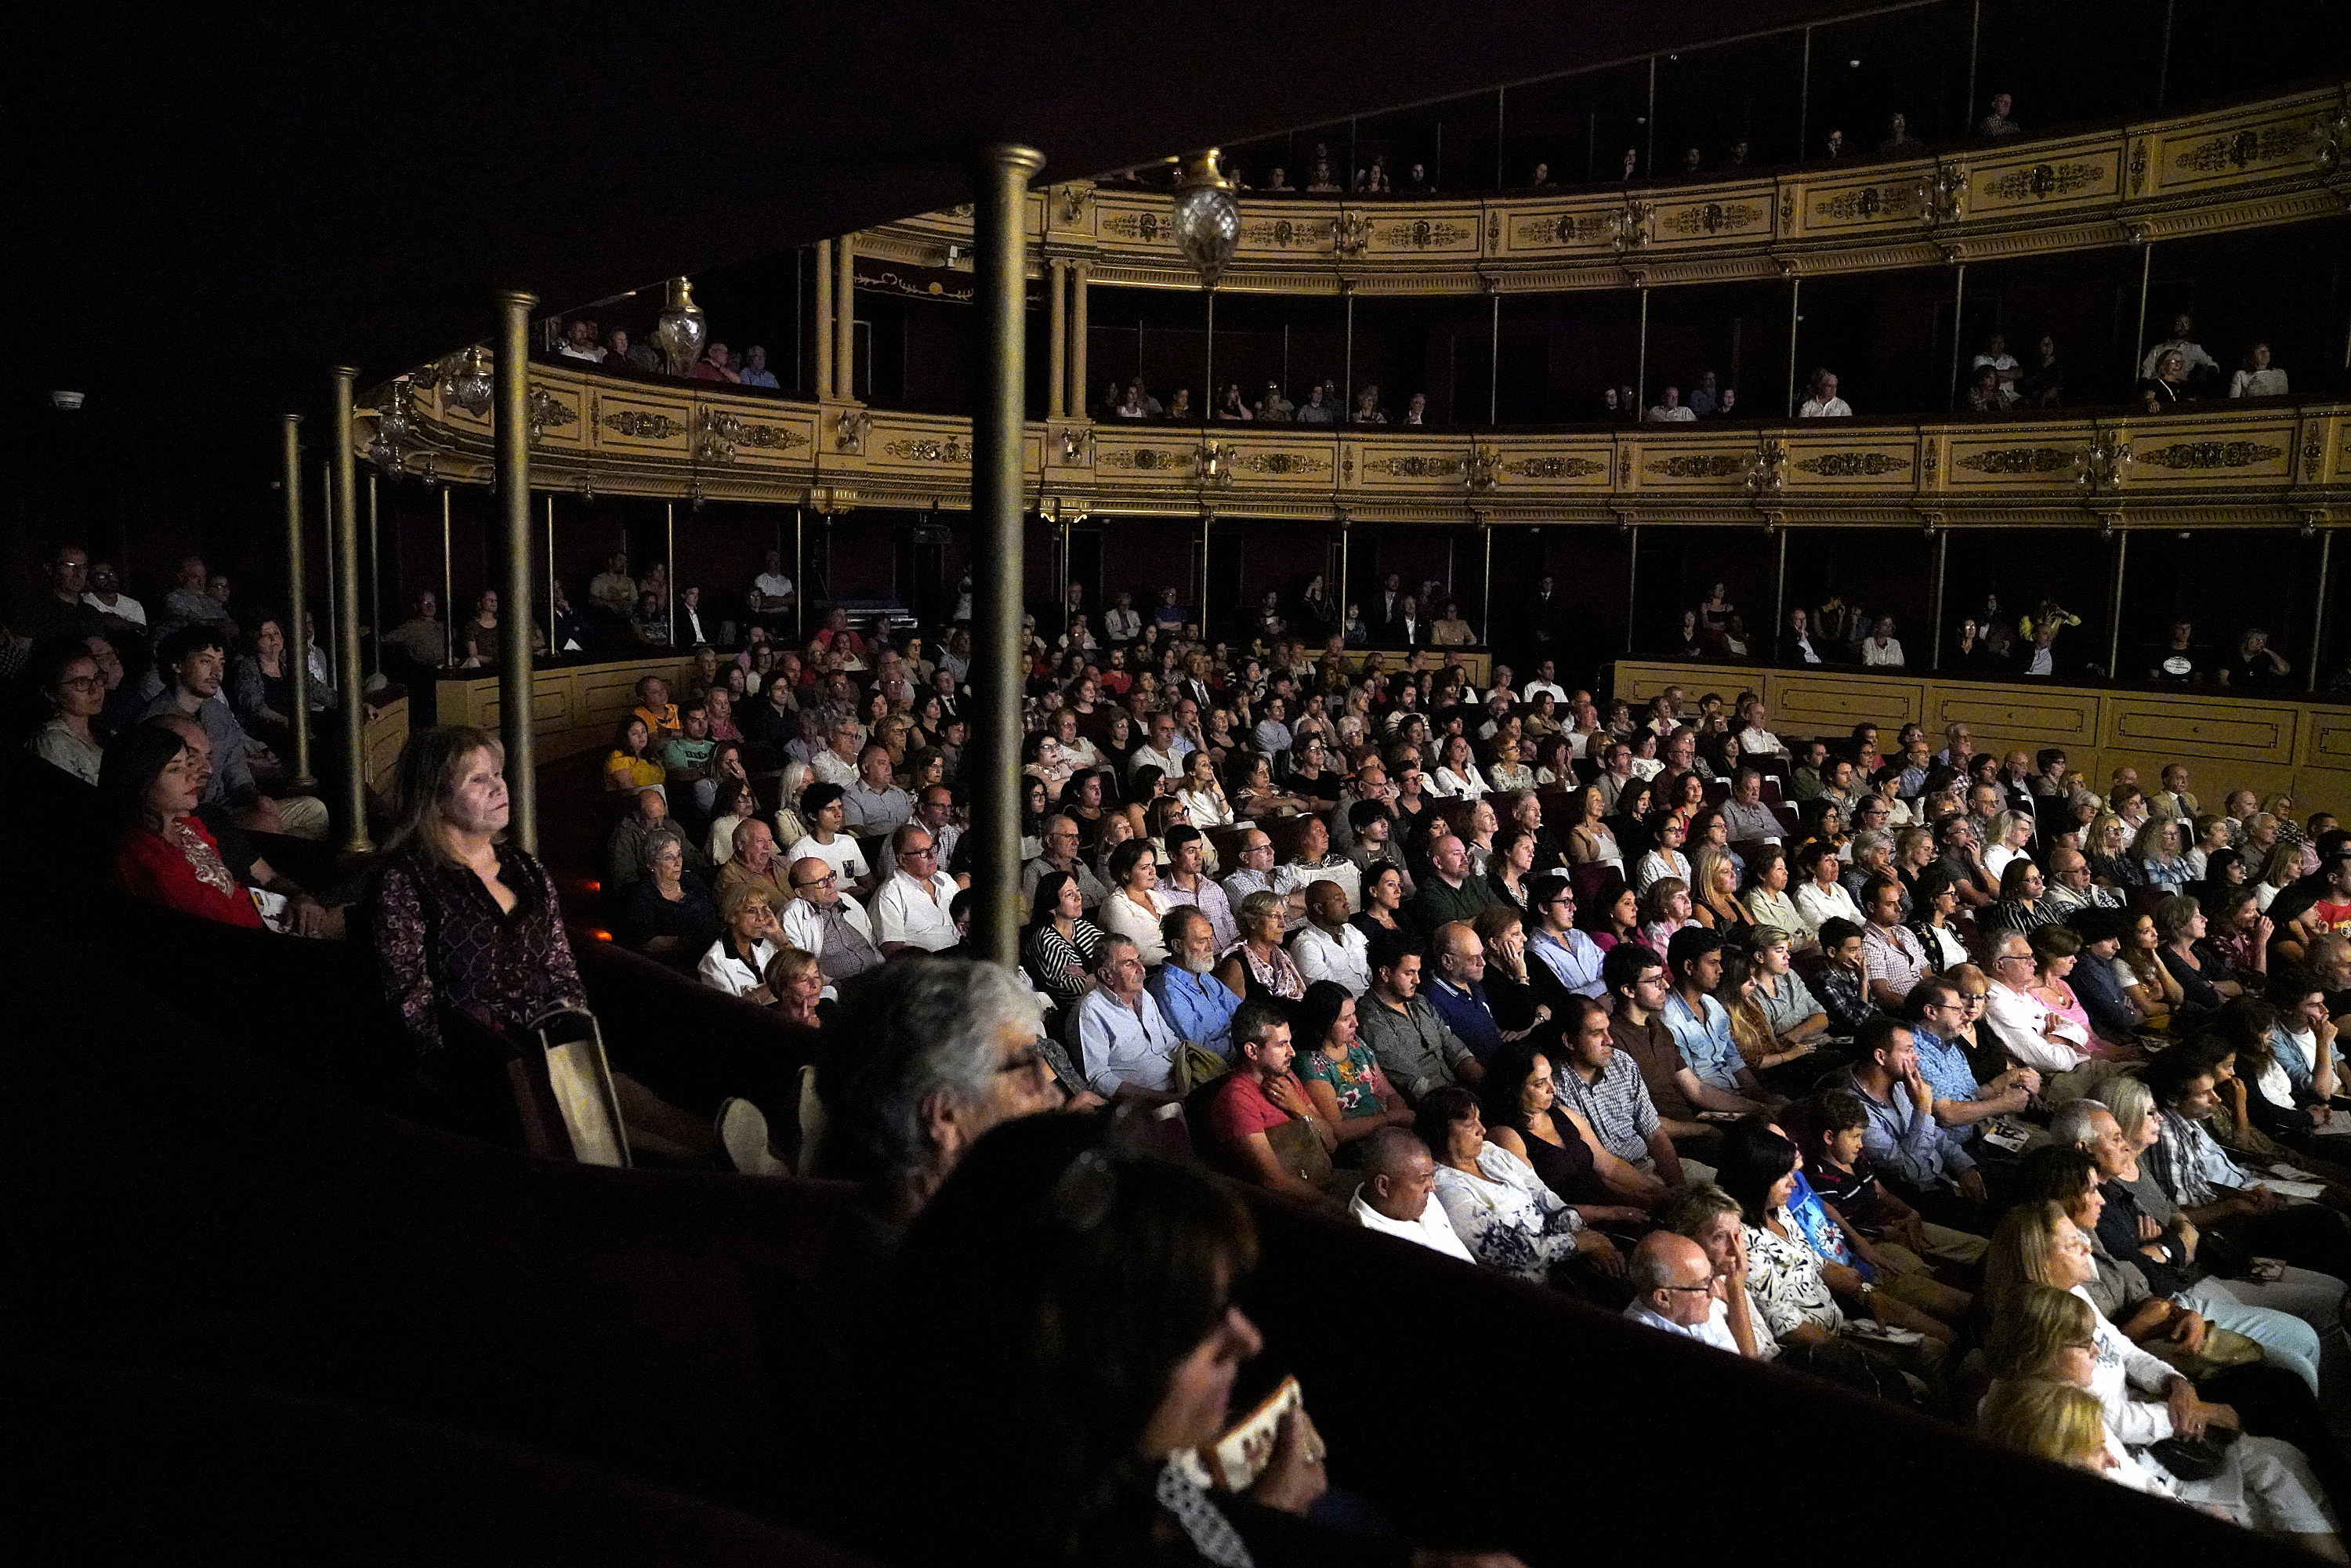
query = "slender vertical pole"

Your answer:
(1964, 2), (1982, 136)
(2132, 242), (2156, 382)
(813, 239), (835, 400)
(329, 367), (373, 853)
(321, 461), (339, 685)
(1342, 286), (1356, 415)
(1624, 525), (1641, 655)
(835, 234), (858, 401)
(2156, 0), (2175, 110)
(1046, 259), (1067, 419)
(794, 505), (806, 642)
(1488, 289), (1502, 425)
(545, 494), (556, 653)
(1199, 516), (1213, 634)
(1645, 56), (1657, 179)
(2310, 531), (2334, 694)
(1635, 286), (1651, 416)
(1798, 27), (1813, 162)
(440, 488), (455, 666)
(491, 291), (538, 856)
(1785, 277), (1803, 417)
(1495, 87), (1506, 187)
(1339, 519), (1352, 618)
(1946, 263), (1969, 413)
(1203, 288), (1216, 422)
(366, 475), (382, 679)
(971, 143), (1045, 969)
(1929, 531), (1950, 670)
(1772, 527), (1790, 662)
(1070, 260), (1091, 418)
(795, 248), (806, 393)
(281, 415), (316, 788)
(665, 502), (677, 646)
(2106, 530), (2131, 678)
(1480, 524), (1494, 643)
